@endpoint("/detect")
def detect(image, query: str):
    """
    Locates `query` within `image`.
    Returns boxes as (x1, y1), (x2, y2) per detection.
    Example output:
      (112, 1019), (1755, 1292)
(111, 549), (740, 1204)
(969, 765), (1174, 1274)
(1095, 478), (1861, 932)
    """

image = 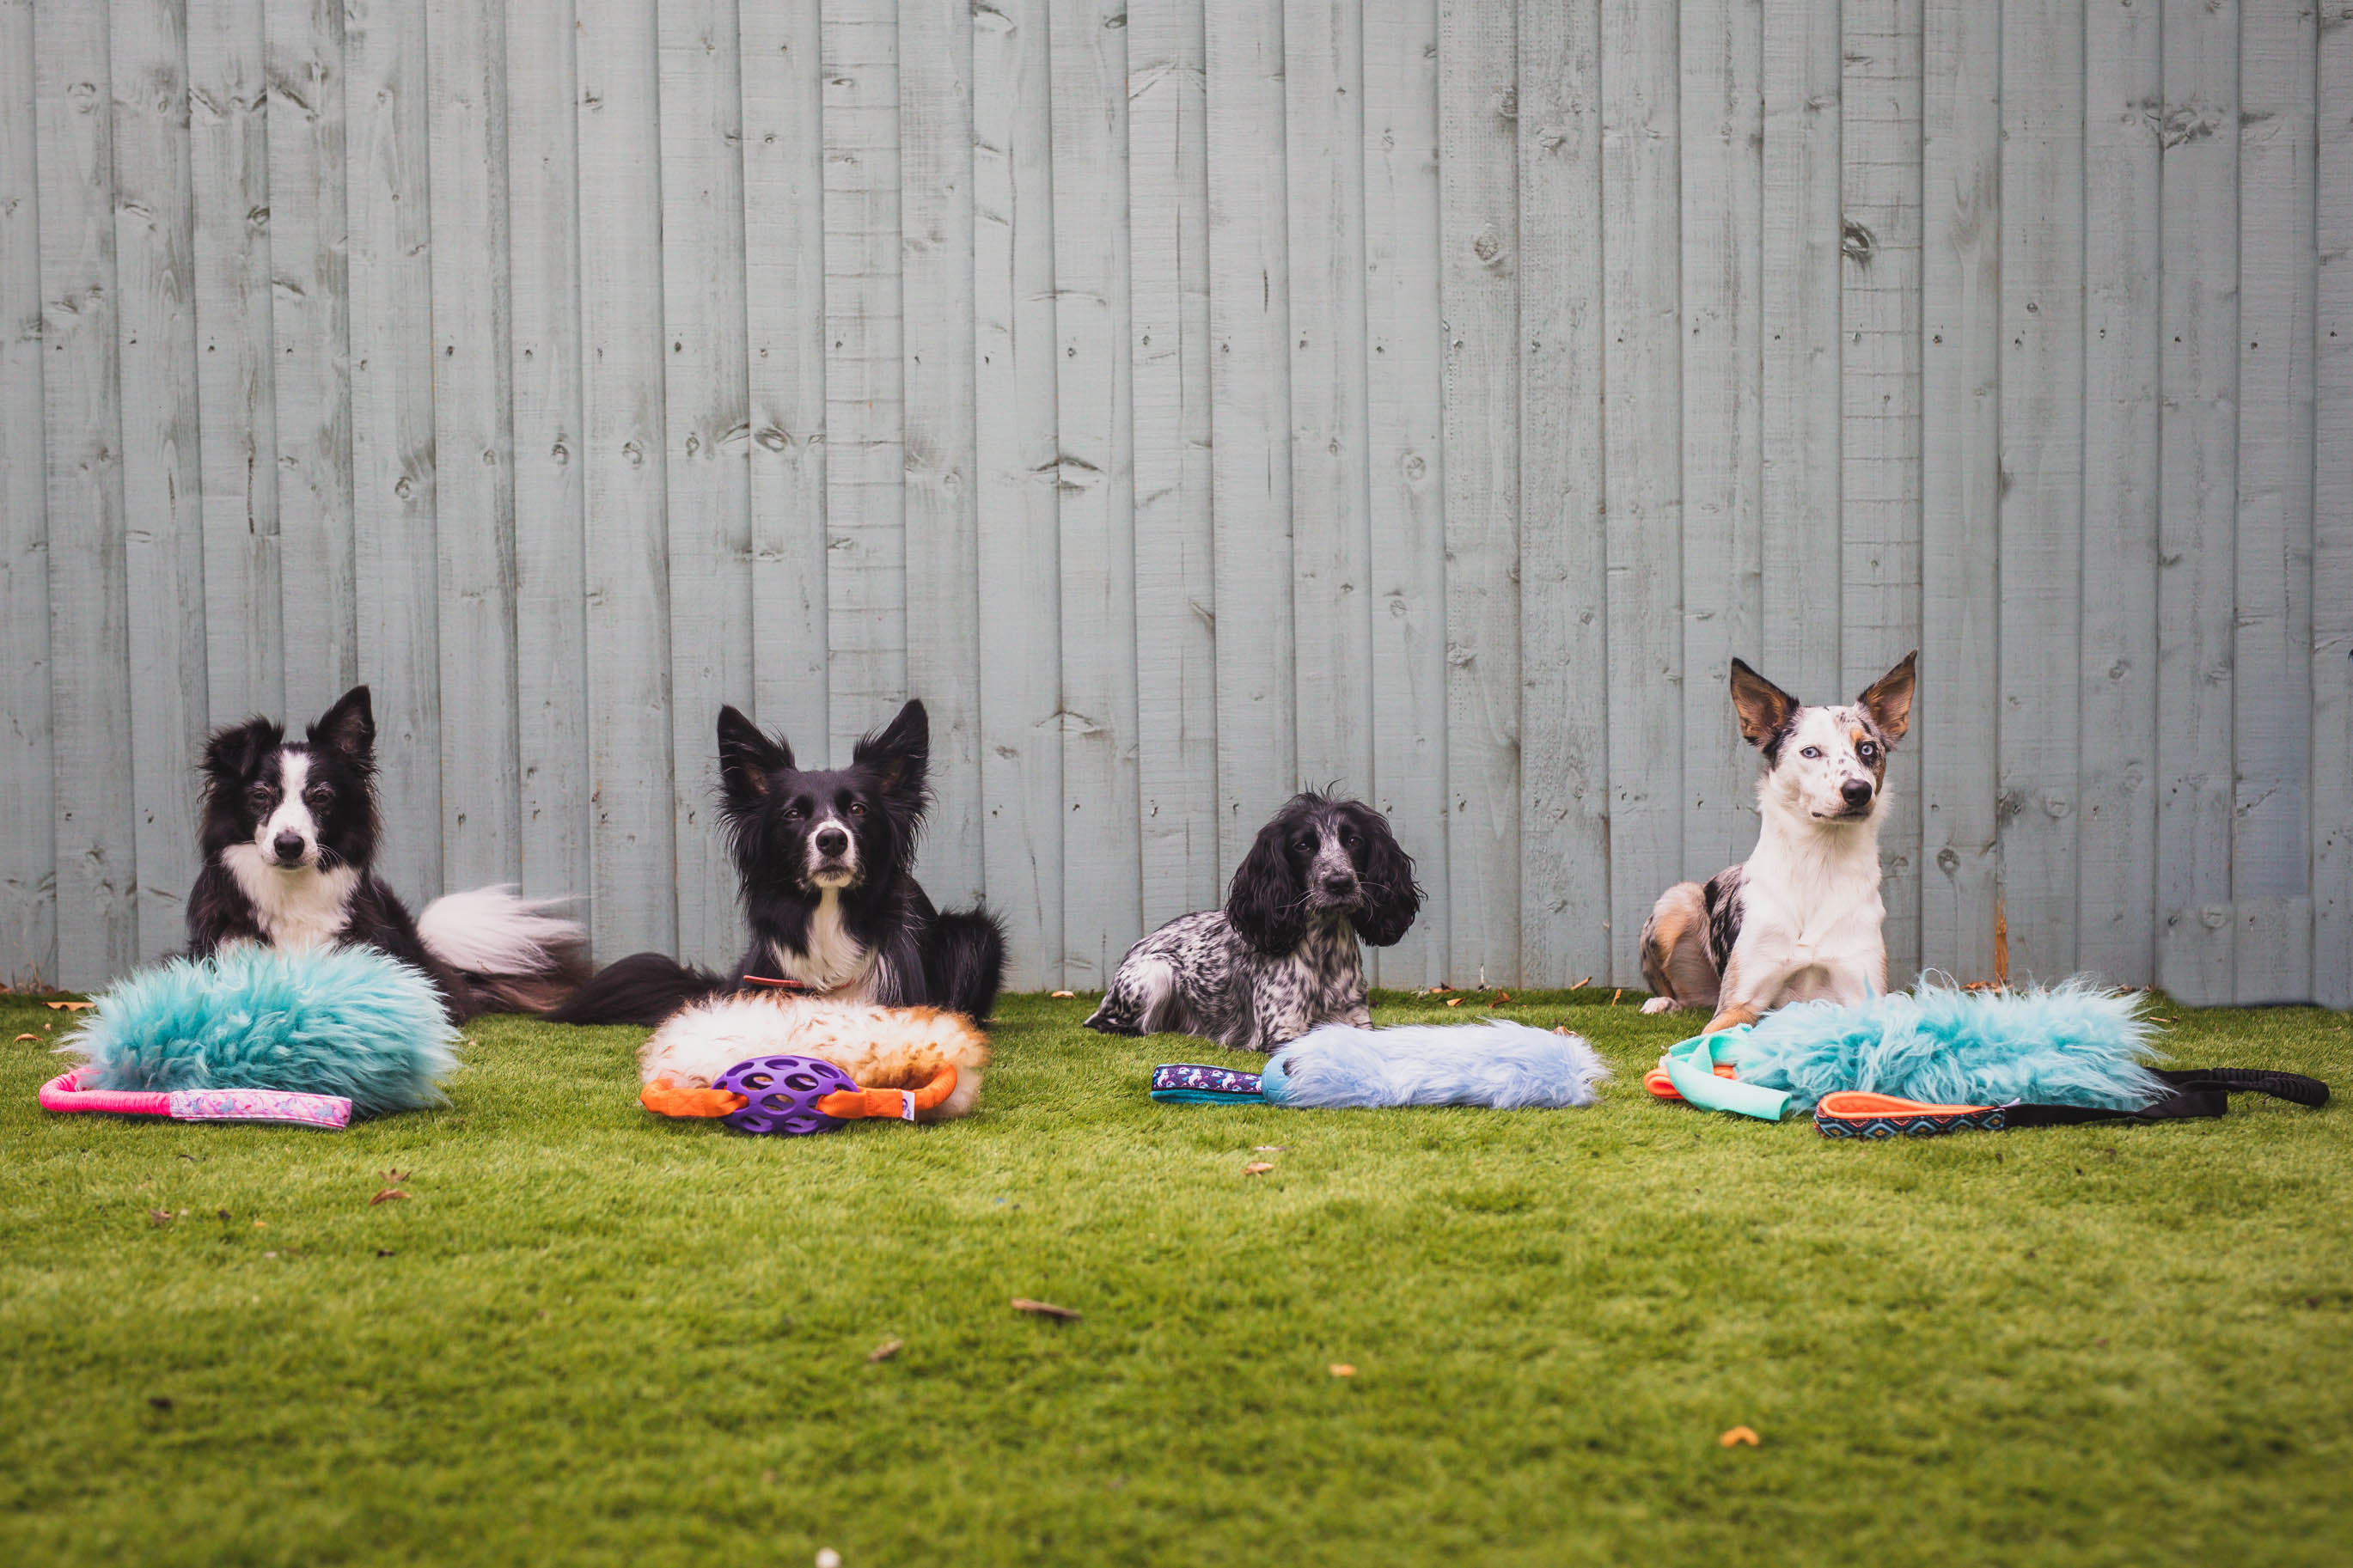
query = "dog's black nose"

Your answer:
(814, 827), (849, 857)
(1840, 780), (1873, 808)
(272, 830), (306, 863)
(1321, 873), (1357, 895)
